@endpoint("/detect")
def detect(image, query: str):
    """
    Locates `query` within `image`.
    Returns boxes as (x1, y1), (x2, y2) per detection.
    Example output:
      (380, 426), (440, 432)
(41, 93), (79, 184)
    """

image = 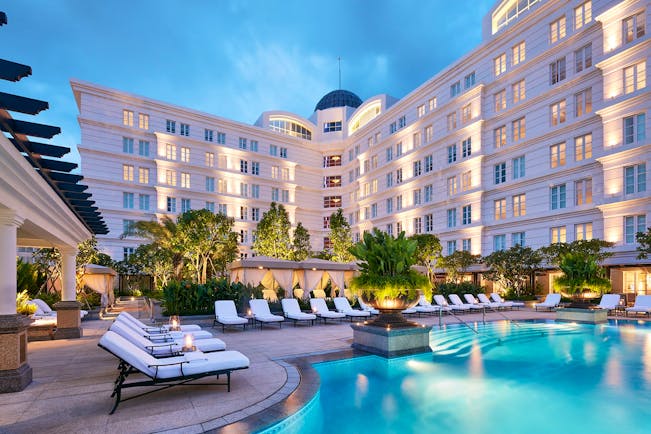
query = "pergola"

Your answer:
(228, 256), (358, 300)
(0, 11), (106, 392)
